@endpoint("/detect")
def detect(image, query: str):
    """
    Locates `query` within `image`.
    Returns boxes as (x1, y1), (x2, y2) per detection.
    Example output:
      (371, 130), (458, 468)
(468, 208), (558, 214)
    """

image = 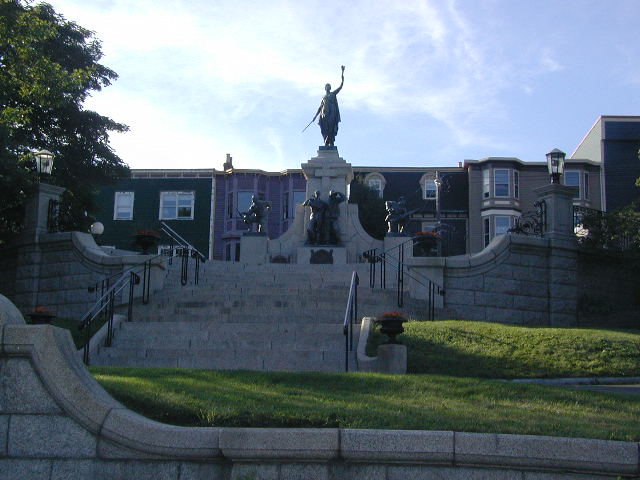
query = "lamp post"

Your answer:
(34, 149), (55, 180)
(546, 148), (565, 184)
